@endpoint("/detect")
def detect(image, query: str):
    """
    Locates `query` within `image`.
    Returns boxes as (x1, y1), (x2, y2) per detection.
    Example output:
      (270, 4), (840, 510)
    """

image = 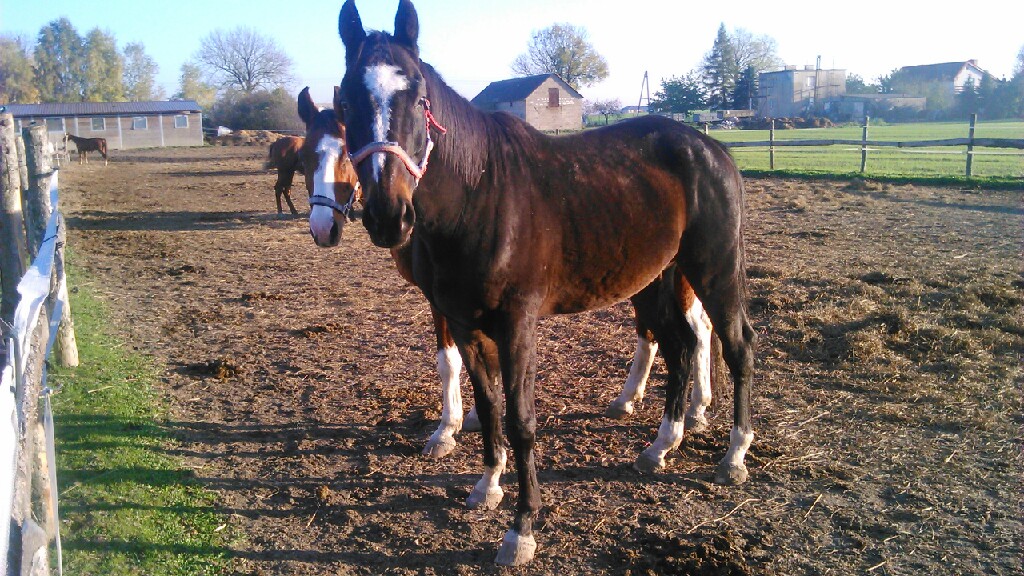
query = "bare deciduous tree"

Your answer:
(511, 24), (608, 90)
(196, 27), (293, 94)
